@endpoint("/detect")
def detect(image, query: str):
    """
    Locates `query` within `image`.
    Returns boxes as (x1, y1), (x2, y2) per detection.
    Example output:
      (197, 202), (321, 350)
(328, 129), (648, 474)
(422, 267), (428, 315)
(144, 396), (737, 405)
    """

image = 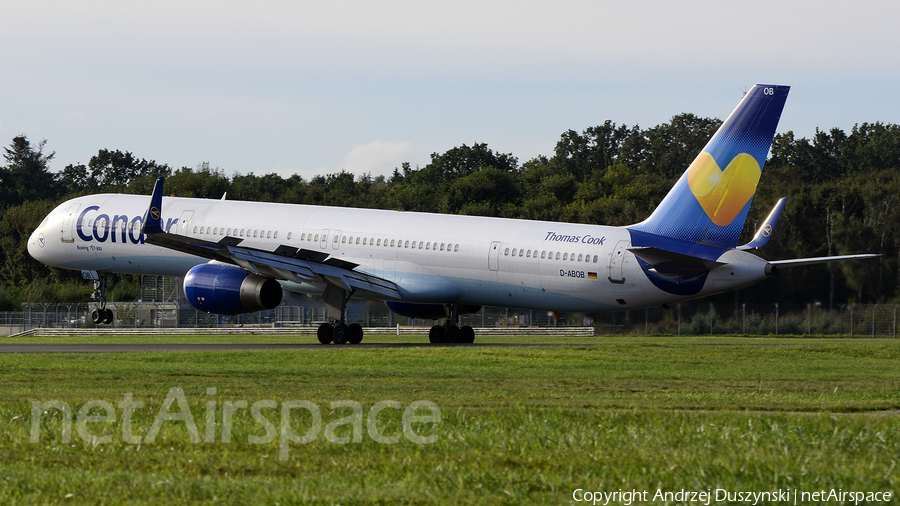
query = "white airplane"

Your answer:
(28, 84), (877, 344)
